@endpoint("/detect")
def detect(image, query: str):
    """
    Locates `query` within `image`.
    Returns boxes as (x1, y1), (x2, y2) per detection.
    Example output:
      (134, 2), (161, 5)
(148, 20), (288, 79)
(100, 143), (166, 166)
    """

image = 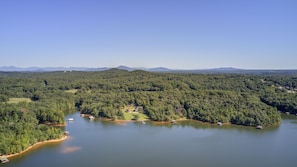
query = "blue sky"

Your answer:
(0, 0), (296, 69)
